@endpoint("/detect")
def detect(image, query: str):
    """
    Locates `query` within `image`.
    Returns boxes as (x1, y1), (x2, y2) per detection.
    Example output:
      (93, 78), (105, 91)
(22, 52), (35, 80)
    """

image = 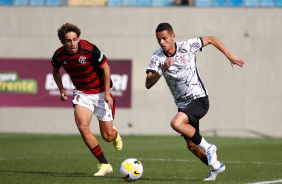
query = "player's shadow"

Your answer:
(0, 170), (91, 178)
(0, 170), (200, 182)
(139, 177), (199, 182)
